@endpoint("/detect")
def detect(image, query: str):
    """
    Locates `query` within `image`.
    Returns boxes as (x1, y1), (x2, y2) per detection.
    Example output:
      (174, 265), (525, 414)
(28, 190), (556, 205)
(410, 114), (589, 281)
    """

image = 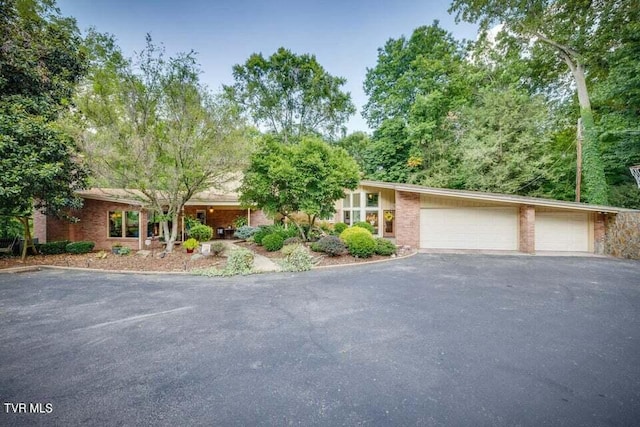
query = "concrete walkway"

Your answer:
(214, 240), (281, 273)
